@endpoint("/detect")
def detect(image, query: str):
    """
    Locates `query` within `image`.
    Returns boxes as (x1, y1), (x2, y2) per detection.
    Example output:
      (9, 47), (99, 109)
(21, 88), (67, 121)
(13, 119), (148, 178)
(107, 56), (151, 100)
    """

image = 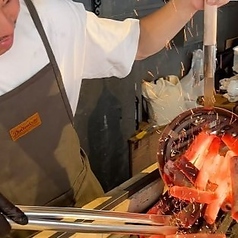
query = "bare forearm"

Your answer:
(136, 0), (197, 60)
